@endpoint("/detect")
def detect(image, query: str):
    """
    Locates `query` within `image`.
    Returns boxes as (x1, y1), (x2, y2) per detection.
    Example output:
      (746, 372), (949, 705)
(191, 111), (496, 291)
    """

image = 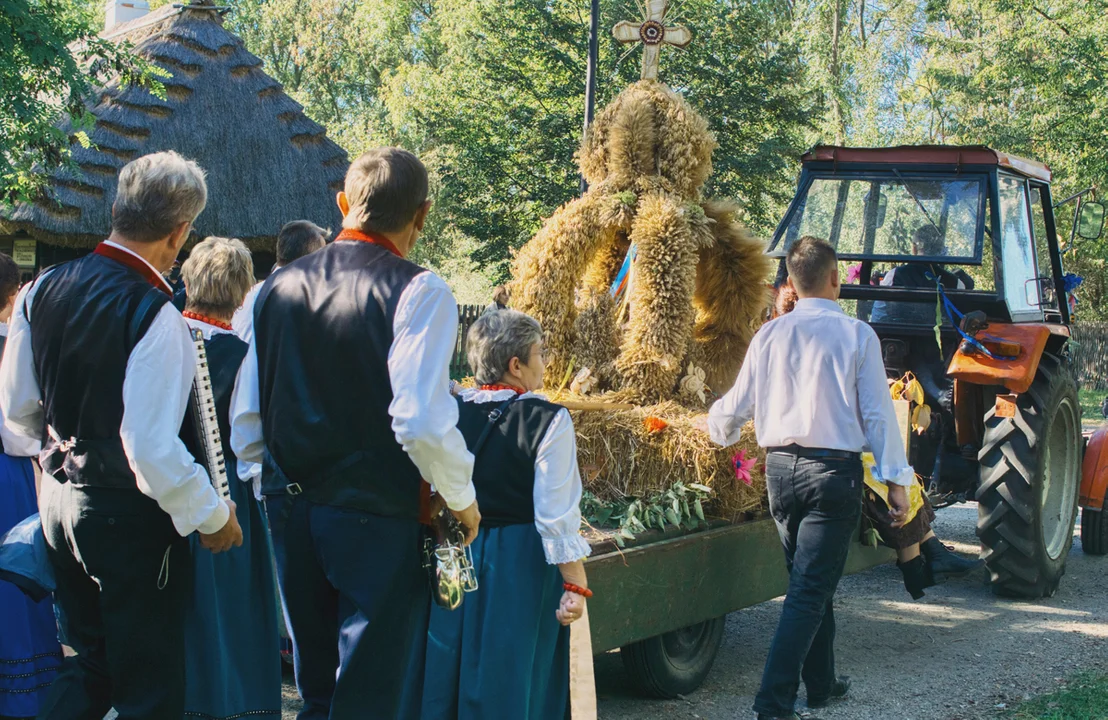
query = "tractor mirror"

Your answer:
(1078, 201), (1105, 240)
